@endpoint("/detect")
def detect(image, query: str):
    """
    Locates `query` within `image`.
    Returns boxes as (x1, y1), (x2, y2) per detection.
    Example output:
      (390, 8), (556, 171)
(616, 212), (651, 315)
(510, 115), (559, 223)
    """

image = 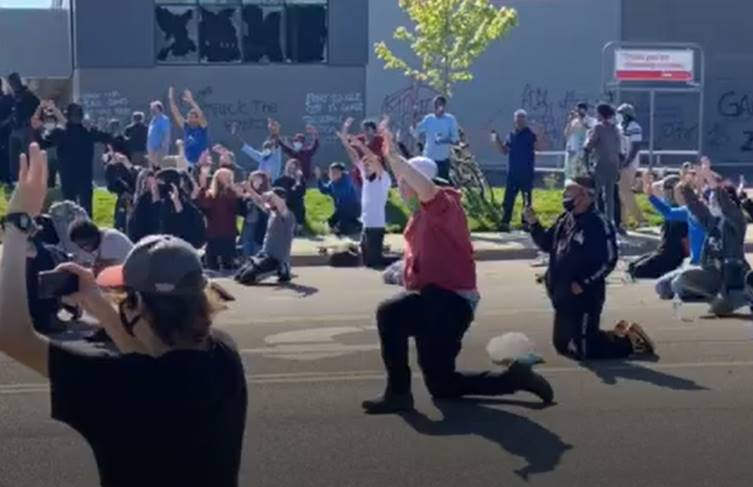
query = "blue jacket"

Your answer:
(649, 195), (705, 265)
(318, 174), (360, 210)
